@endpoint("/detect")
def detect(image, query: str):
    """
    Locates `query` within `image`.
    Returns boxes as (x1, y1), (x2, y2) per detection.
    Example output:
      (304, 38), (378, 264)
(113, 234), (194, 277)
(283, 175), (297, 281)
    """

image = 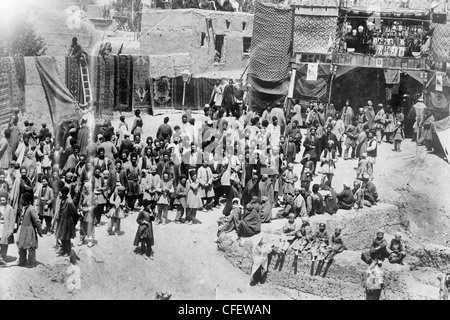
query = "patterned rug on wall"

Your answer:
(92, 55), (115, 114)
(0, 57), (13, 127)
(153, 76), (171, 108)
(293, 15), (338, 54)
(133, 55), (151, 109)
(115, 54), (133, 111)
(65, 56), (84, 104)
